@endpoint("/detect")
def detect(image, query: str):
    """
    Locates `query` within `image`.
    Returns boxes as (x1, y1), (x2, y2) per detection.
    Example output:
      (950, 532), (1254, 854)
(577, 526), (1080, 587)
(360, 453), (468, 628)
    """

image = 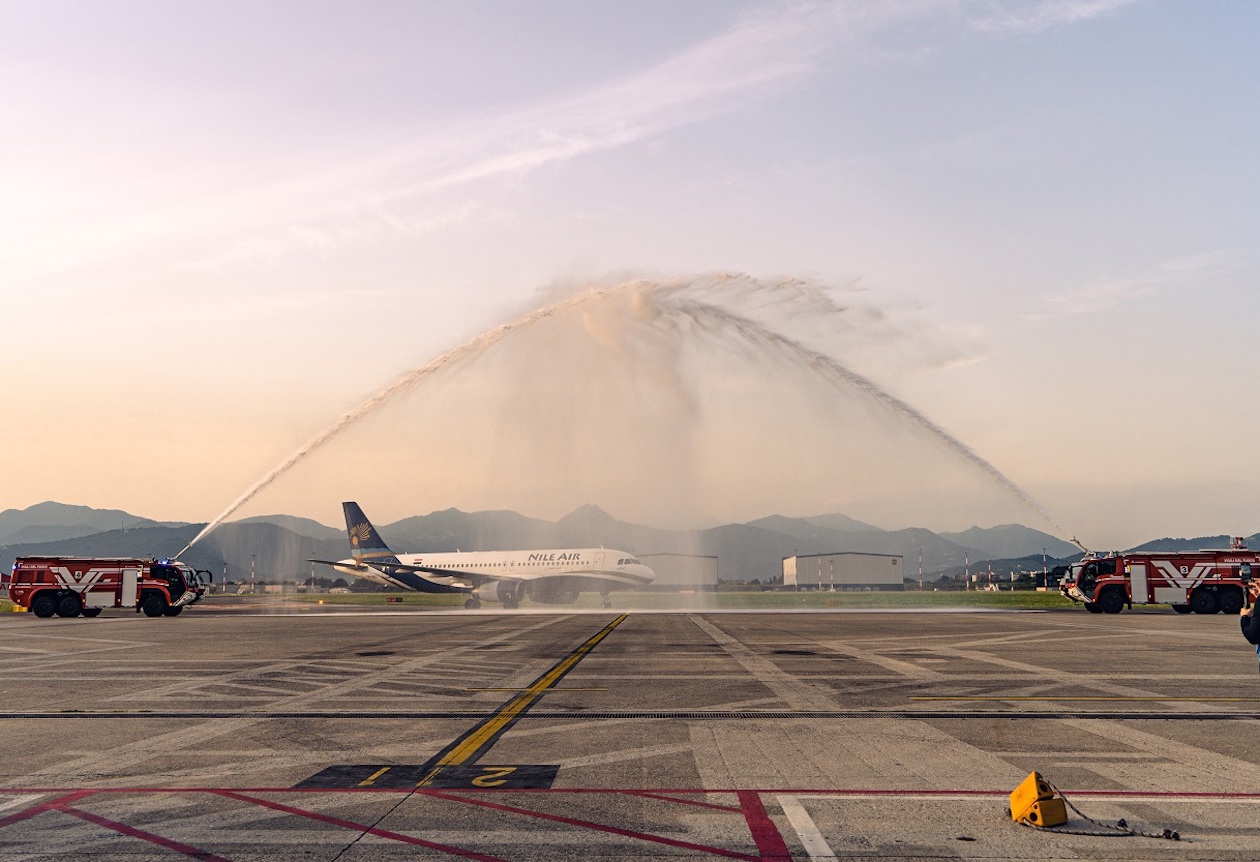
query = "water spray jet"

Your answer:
(177, 274), (1071, 558)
